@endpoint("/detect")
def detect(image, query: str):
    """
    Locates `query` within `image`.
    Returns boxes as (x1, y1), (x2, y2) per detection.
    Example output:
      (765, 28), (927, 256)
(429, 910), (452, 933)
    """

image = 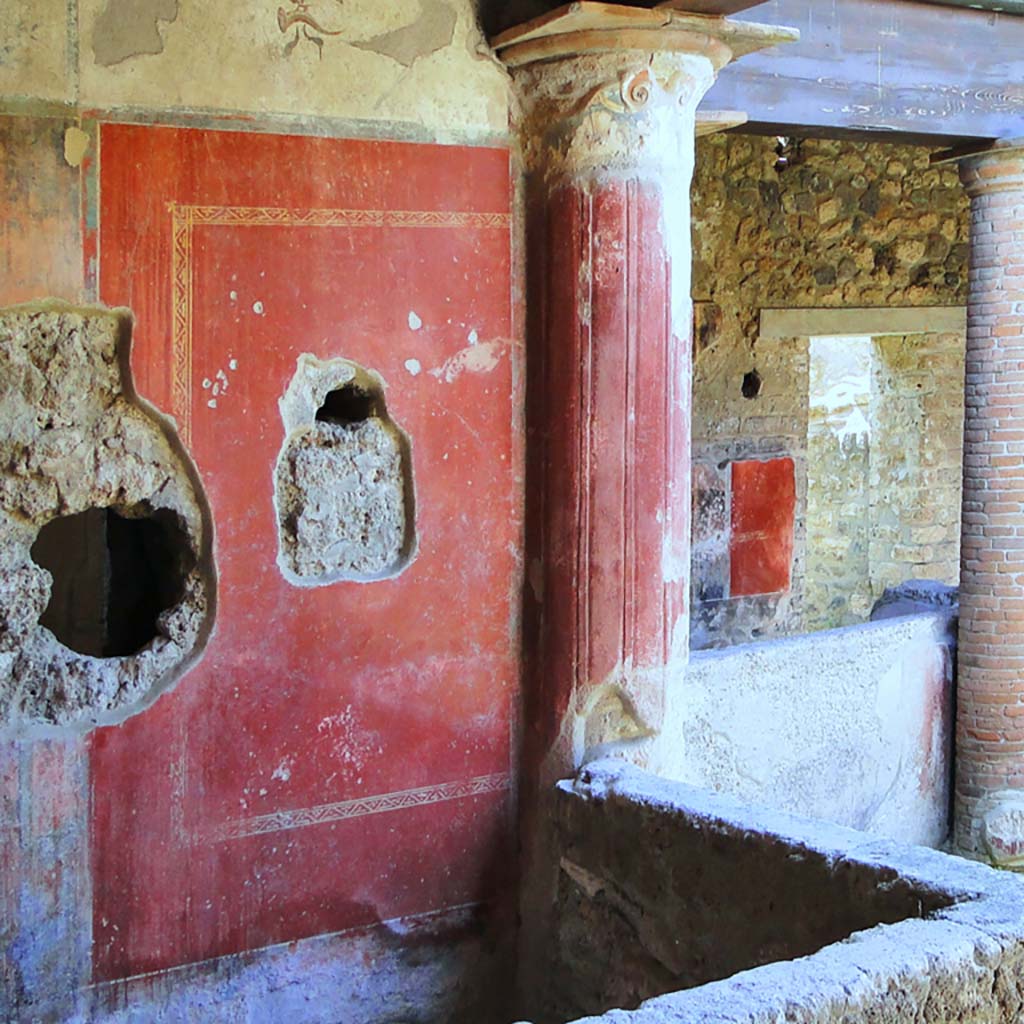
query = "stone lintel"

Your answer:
(491, 2), (799, 70)
(696, 109), (748, 136)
